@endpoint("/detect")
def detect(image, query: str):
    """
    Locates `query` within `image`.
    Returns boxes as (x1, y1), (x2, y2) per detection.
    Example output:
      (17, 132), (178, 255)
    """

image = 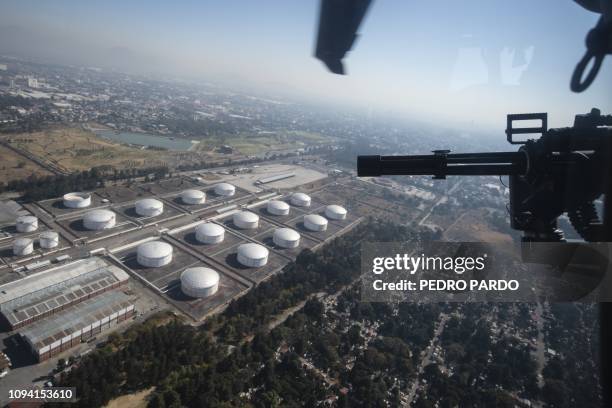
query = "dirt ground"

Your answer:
(105, 388), (154, 408)
(443, 209), (513, 245)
